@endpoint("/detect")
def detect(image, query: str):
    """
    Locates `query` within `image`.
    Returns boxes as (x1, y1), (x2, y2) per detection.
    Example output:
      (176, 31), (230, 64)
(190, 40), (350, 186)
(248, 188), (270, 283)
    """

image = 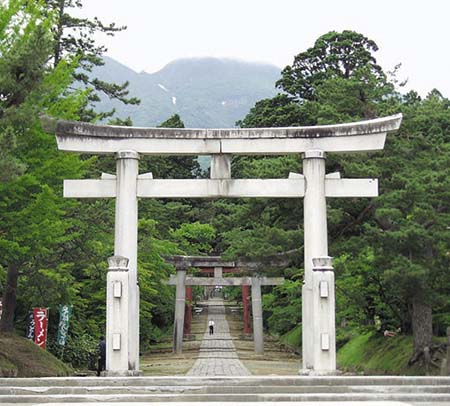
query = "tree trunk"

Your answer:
(0, 263), (19, 333)
(53, 0), (66, 66)
(412, 299), (433, 358)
